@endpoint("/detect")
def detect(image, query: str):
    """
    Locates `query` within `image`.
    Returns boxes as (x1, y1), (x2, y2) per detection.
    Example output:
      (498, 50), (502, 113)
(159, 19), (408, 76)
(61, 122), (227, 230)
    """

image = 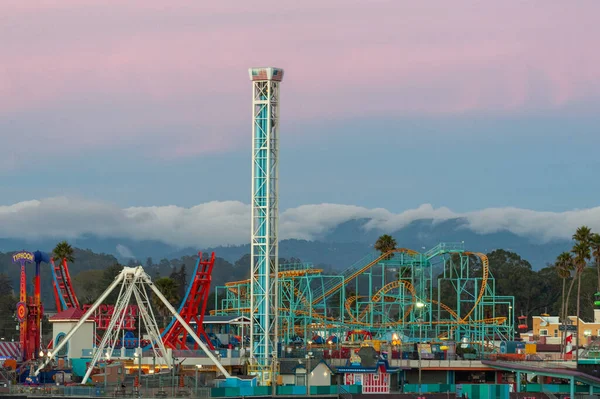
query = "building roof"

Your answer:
(49, 307), (90, 322)
(532, 312), (600, 325)
(535, 316), (560, 325)
(336, 358), (405, 373)
(278, 359), (335, 375)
